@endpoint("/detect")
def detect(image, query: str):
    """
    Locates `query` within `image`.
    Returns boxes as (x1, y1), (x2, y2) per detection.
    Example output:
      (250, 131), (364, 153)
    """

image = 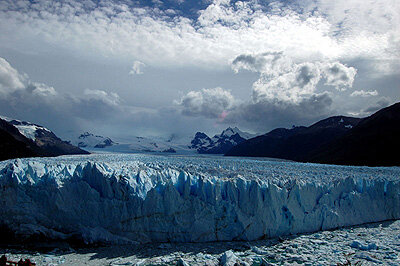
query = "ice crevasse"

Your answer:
(0, 154), (399, 244)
